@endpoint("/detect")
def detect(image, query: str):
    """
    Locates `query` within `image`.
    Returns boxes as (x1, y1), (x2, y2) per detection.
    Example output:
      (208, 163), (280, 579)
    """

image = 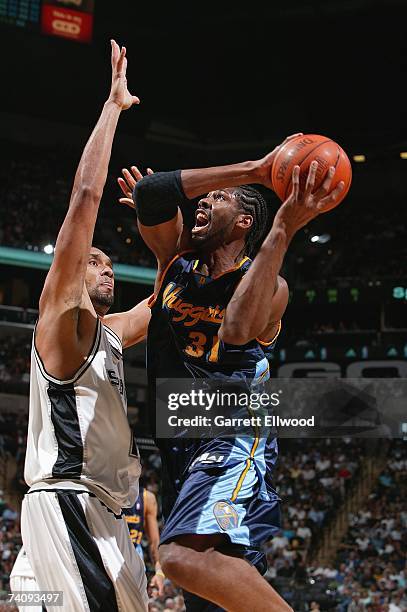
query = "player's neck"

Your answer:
(197, 244), (246, 277)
